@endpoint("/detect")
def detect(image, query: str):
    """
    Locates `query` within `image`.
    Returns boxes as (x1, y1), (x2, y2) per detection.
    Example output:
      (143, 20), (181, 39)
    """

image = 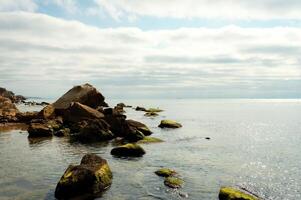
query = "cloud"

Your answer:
(0, 12), (300, 98)
(93, 0), (301, 20)
(0, 0), (37, 12)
